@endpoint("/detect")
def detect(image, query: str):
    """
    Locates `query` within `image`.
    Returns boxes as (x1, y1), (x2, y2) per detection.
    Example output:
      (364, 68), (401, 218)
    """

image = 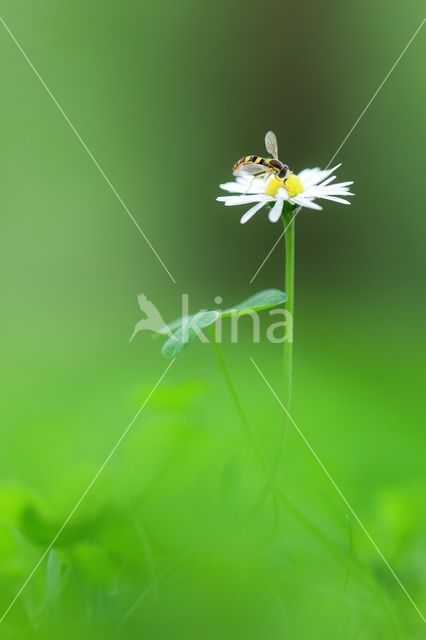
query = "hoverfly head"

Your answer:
(278, 164), (289, 179)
